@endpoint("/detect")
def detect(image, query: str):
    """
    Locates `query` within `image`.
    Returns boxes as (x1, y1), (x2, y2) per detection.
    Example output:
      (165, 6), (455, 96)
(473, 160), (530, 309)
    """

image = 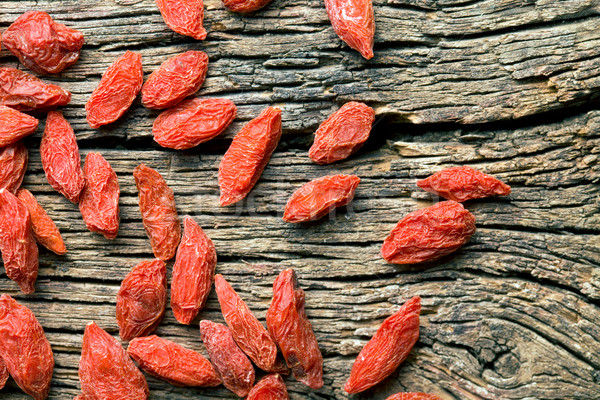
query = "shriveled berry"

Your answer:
(247, 374), (289, 400)
(156, 0), (207, 40)
(386, 393), (443, 400)
(0, 142), (28, 194)
(0, 67), (71, 111)
(223, 0), (273, 13)
(324, 0), (375, 59)
(0, 105), (38, 147)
